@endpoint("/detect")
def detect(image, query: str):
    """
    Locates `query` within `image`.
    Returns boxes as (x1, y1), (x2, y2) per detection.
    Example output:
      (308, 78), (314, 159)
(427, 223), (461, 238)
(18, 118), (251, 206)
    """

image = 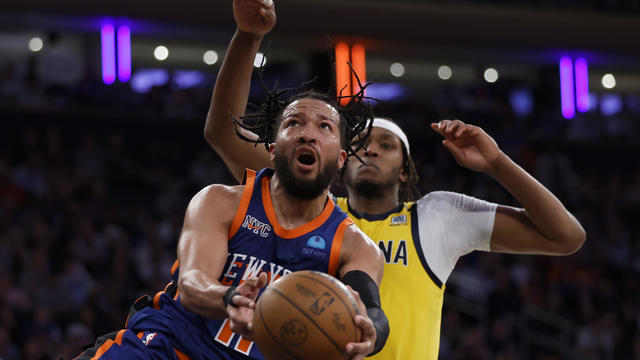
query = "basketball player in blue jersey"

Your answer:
(74, 5), (392, 359)
(204, 1), (587, 359)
